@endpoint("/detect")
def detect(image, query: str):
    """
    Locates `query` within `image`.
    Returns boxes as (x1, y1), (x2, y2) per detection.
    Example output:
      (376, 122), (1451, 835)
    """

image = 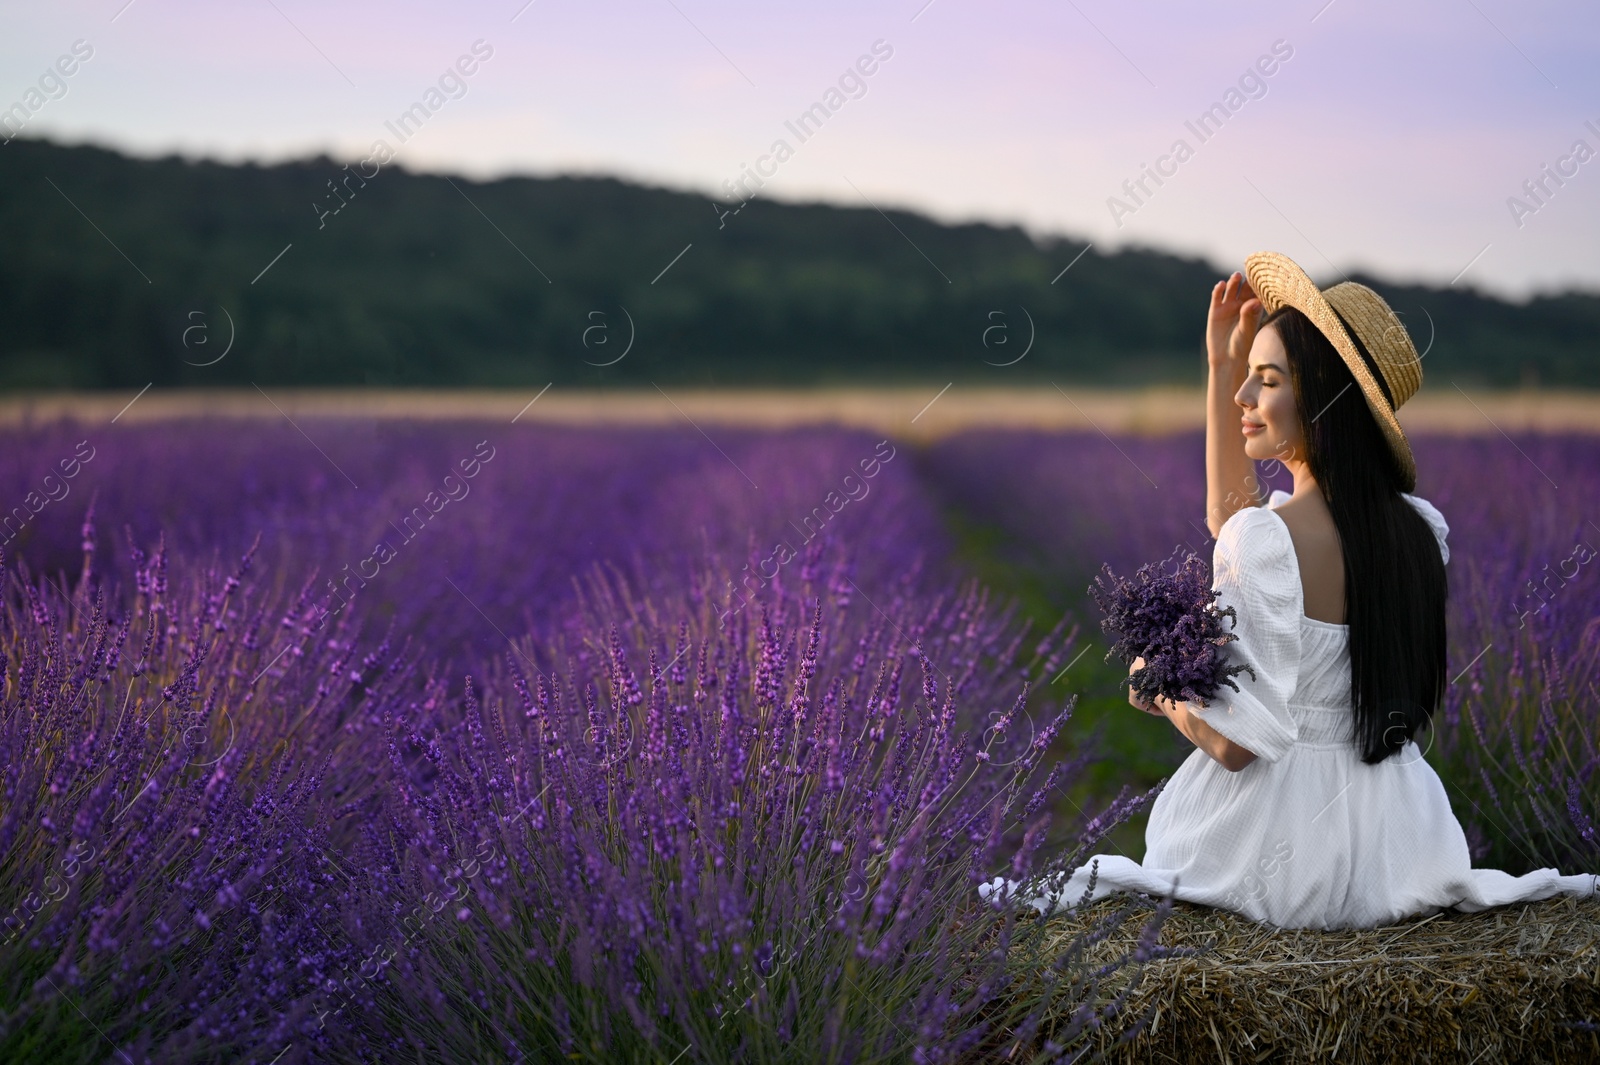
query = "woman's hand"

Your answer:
(1127, 656), (1166, 716)
(1206, 271), (1265, 372)
(1204, 271), (1268, 535)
